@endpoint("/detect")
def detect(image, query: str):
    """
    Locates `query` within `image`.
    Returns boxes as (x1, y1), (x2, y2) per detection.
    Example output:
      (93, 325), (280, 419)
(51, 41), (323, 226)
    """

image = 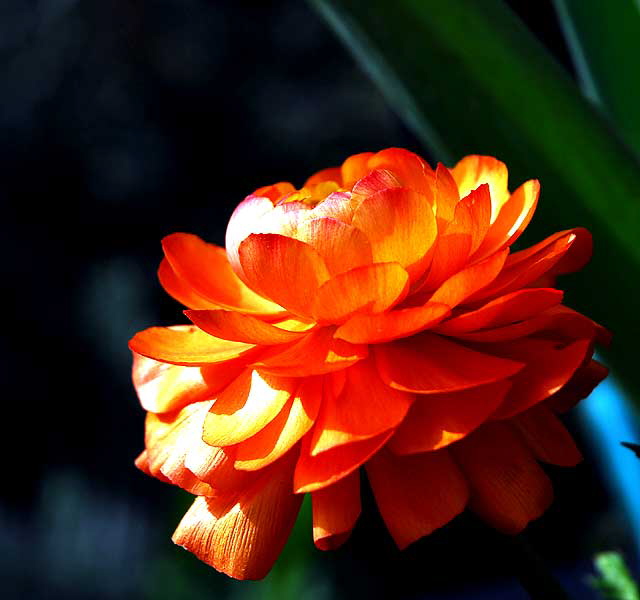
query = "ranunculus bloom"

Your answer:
(130, 148), (609, 580)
